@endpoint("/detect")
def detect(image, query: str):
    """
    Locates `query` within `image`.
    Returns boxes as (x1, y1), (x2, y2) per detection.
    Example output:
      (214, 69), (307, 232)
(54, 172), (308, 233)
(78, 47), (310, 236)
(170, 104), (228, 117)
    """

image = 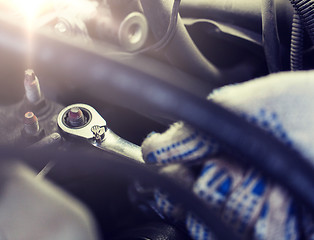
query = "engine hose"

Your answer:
(290, 12), (304, 71)
(132, 0), (181, 53)
(289, 0), (314, 45)
(261, 0), (282, 73)
(12, 147), (240, 240)
(139, 0), (224, 86)
(180, 0), (262, 33)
